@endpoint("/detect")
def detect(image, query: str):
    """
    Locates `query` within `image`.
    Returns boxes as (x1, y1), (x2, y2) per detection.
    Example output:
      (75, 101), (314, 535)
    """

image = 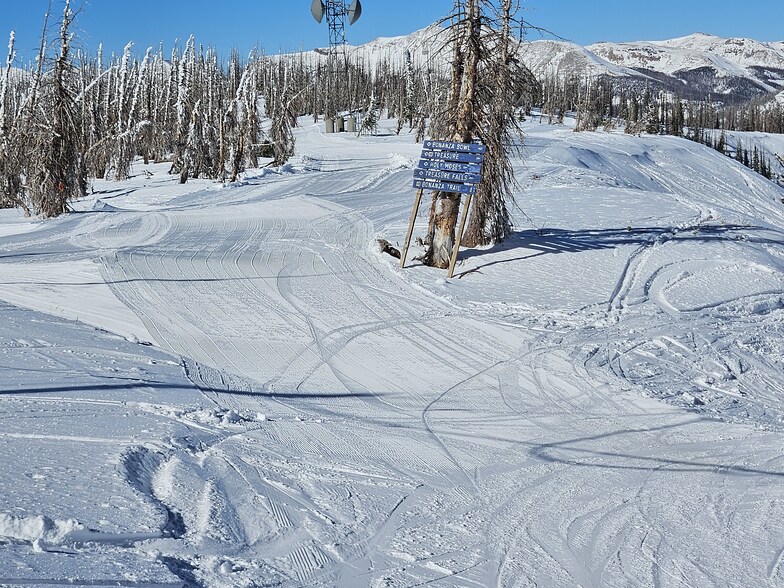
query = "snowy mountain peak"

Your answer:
(349, 24), (442, 54)
(521, 31), (784, 101)
(518, 39), (642, 79)
(651, 31), (723, 48)
(342, 27), (784, 103)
